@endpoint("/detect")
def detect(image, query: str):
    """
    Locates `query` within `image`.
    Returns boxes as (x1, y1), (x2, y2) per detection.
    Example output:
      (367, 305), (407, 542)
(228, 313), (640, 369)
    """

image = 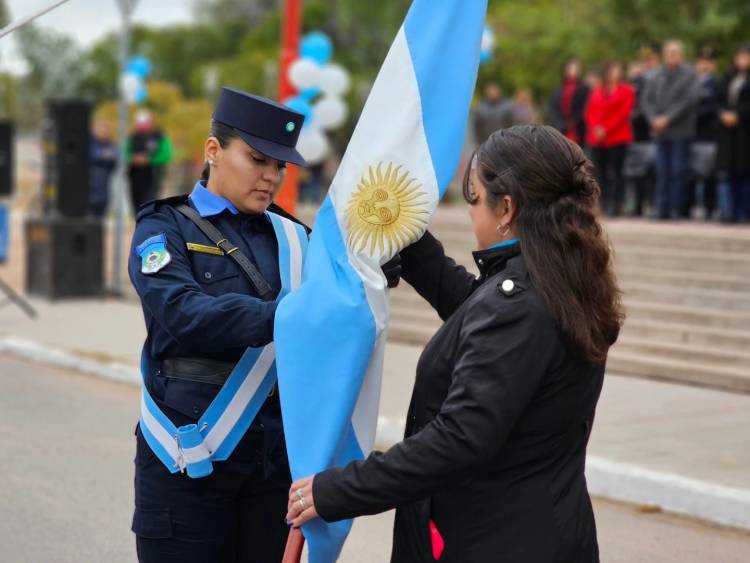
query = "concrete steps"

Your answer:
(382, 210), (750, 393)
(621, 281), (750, 310)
